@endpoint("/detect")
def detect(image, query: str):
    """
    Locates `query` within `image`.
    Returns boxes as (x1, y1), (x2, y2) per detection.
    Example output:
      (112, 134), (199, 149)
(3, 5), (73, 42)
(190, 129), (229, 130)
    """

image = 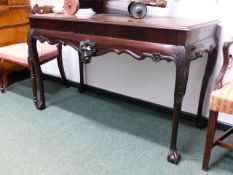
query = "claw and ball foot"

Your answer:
(167, 149), (181, 165)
